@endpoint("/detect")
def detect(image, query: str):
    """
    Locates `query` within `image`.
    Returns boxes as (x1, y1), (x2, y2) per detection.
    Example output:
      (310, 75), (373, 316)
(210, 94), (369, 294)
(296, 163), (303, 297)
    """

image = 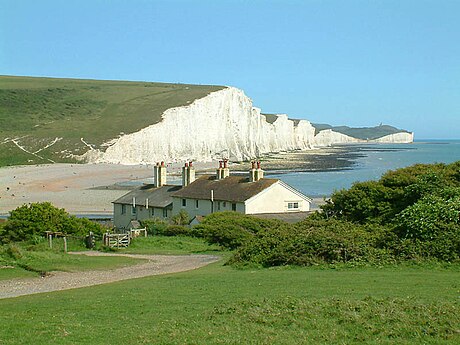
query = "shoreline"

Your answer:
(0, 147), (370, 216)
